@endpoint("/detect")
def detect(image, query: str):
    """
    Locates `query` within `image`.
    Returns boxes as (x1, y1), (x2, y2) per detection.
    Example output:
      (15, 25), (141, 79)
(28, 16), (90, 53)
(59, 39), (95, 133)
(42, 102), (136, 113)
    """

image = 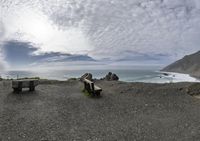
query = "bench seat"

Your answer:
(94, 85), (102, 91)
